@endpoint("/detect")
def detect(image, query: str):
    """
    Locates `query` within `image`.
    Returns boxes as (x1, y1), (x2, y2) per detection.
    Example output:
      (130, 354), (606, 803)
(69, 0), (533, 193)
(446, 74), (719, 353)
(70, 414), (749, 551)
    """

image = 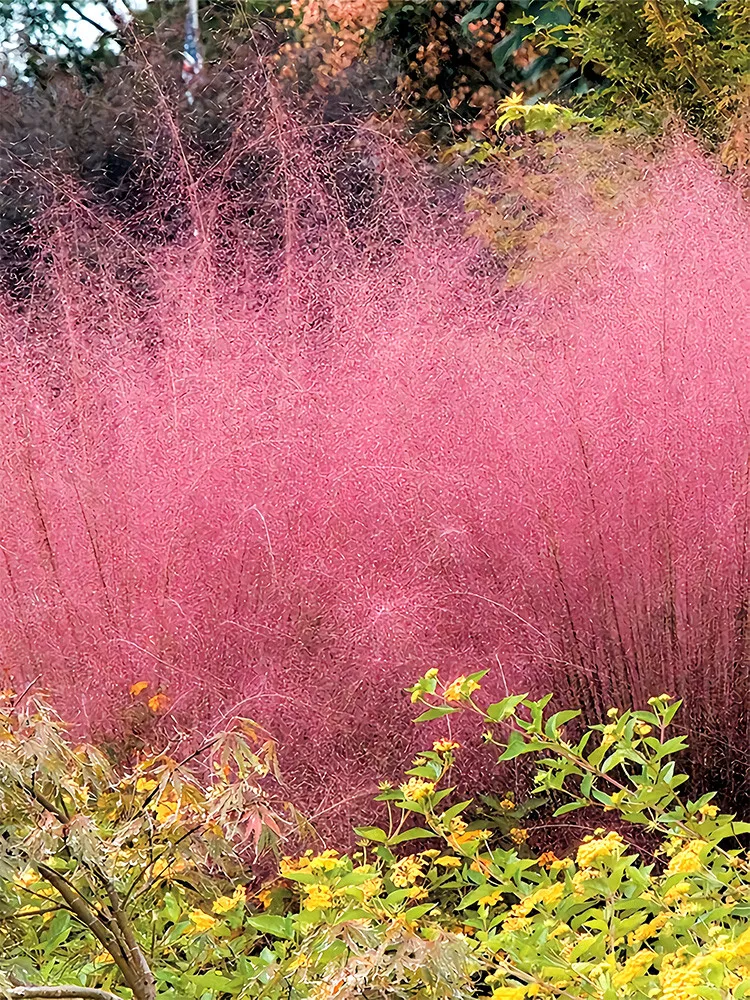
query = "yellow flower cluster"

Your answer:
(359, 876), (383, 900)
(280, 849), (344, 876)
(444, 675), (481, 703)
(510, 827), (528, 845)
(503, 881), (565, 927)
(400, 777), (436, 801)
(391, 854), (425, 887)
(571, 868), (598, 898)
(666, 840), (708, 876)
(654, 930), (750, 1000)
(575, 830), (623, 868)
(434, 855), (462, 868)
(304, 884), (335, 910)
(629, 912), (670, 945)
(187, 909), (217, 934)
(612, 950), (654, 987)
(433, 738), (460, 753)
(211, 885), (246, 914)
(663, 881), (691, 906)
